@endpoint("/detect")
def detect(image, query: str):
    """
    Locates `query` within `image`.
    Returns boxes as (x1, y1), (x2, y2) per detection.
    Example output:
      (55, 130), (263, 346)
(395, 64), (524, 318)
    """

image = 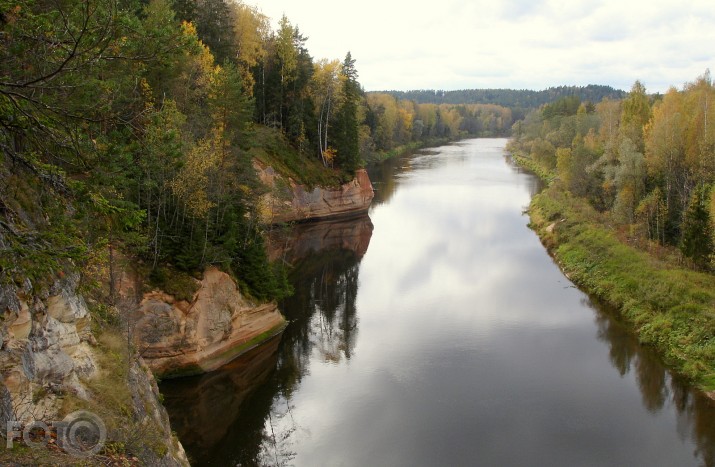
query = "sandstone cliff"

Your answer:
(1, 275), (97, 425)
(0, 275), (189, 465)
(129, 267), (286, 379)
(255, 162), (375, 224)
